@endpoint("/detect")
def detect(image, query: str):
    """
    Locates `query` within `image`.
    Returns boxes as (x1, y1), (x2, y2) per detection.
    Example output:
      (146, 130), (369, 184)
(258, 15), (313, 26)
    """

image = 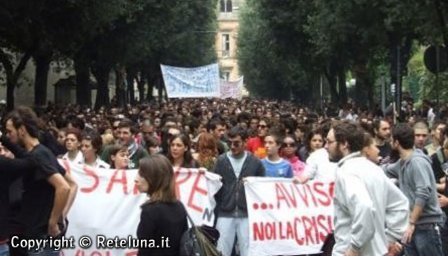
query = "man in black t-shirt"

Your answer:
(3, 107), (77, 255)
(373, 119), (392, 164)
